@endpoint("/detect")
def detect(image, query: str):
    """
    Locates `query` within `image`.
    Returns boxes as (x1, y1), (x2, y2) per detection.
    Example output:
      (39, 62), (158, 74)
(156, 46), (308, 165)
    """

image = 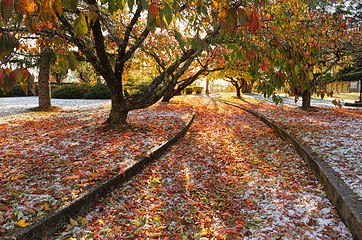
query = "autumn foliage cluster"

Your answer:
(0, 0), (361, 116)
